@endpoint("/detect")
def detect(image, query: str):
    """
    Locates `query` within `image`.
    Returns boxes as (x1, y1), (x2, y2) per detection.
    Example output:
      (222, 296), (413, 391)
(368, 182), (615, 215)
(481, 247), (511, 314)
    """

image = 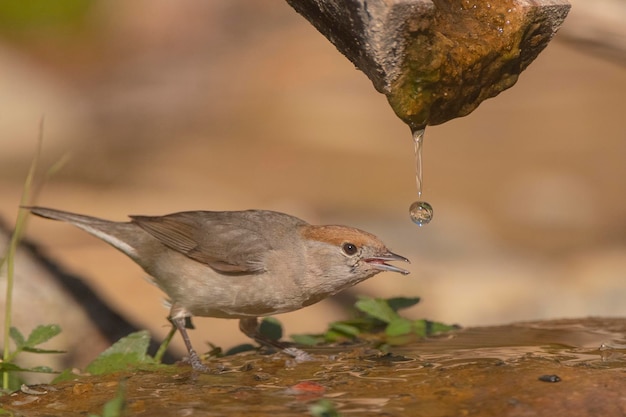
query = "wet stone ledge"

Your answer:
(2, 318), (625, 417)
